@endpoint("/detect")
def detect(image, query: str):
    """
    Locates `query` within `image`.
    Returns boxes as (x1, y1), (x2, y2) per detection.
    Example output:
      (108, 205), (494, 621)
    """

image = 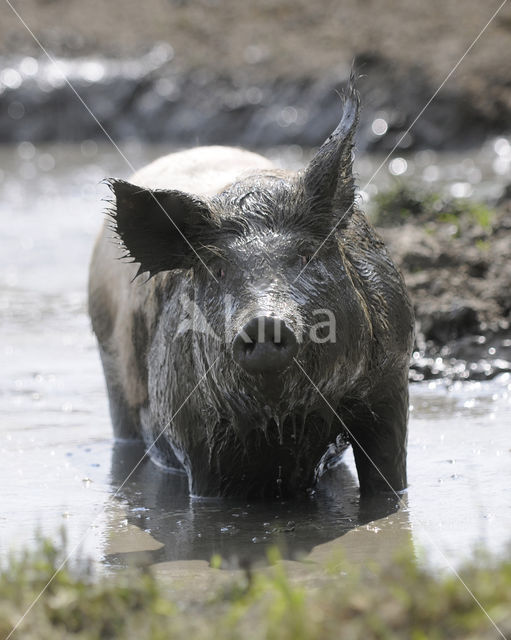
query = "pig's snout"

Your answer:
(232, 316), (298, 375)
